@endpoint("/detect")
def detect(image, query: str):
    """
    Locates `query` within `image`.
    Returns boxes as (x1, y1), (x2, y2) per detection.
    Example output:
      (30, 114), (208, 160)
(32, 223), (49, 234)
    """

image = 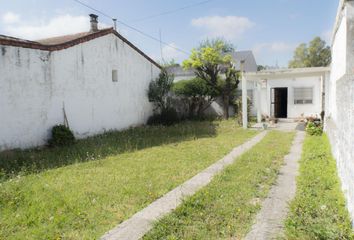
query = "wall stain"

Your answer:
(1, 47), (6, 56)
(16, 48), (21, 66)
